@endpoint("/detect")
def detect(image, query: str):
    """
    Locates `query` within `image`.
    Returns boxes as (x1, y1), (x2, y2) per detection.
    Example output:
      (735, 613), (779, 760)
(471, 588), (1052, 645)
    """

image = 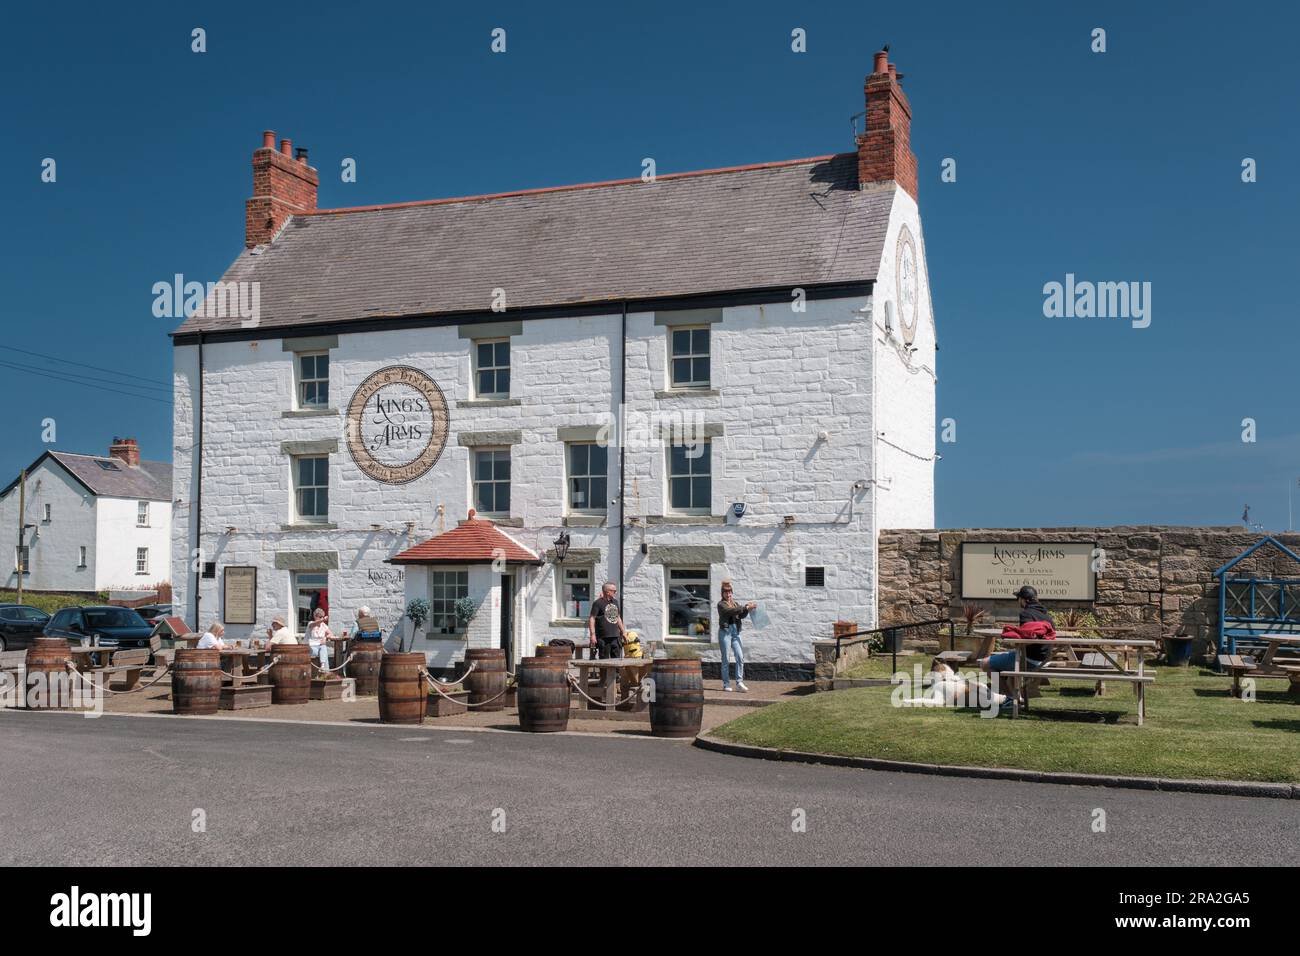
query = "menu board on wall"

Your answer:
(960, 541), (1096, 601)
(223, 566), (258, 624)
